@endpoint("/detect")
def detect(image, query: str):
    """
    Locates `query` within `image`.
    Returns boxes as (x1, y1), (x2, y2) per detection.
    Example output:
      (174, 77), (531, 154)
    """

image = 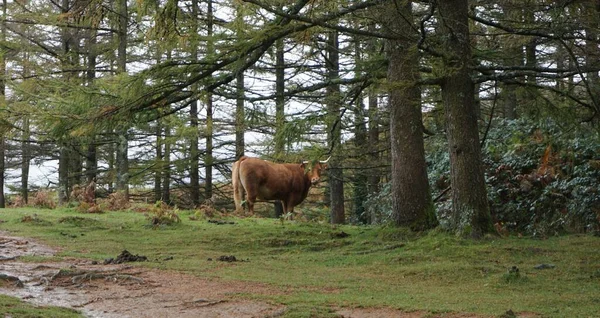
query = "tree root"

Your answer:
(48, 269), (144, 285)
